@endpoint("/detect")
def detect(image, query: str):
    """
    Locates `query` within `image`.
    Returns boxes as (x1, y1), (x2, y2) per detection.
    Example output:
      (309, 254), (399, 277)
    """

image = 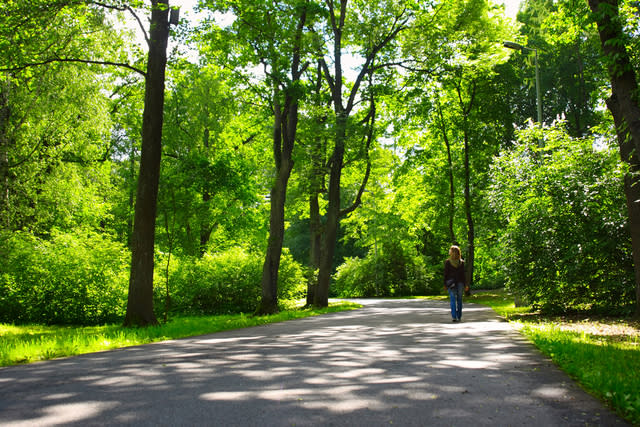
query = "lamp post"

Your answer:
(503, 41), (542, 125)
